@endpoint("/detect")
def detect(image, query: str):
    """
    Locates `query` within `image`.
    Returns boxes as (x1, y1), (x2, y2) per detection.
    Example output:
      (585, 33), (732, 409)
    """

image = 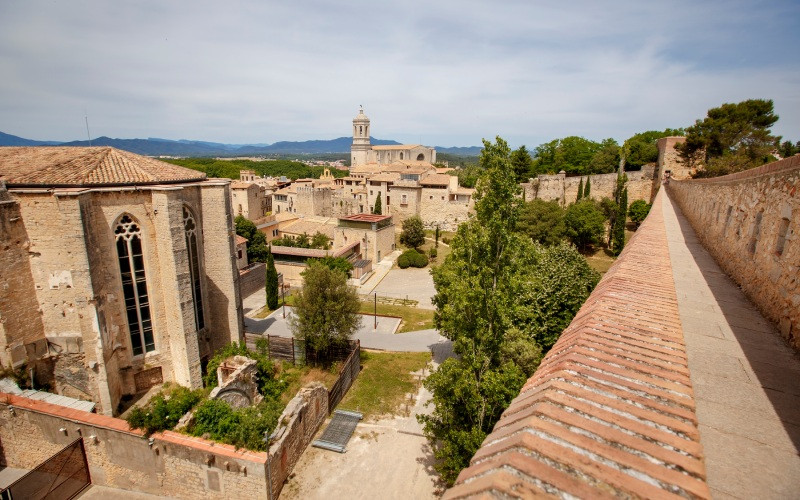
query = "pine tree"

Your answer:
(265, 250), (279, 310)
(584, 176), (591, 199)
(373, 195), (382, 215)
(576, 178), (584, 202)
